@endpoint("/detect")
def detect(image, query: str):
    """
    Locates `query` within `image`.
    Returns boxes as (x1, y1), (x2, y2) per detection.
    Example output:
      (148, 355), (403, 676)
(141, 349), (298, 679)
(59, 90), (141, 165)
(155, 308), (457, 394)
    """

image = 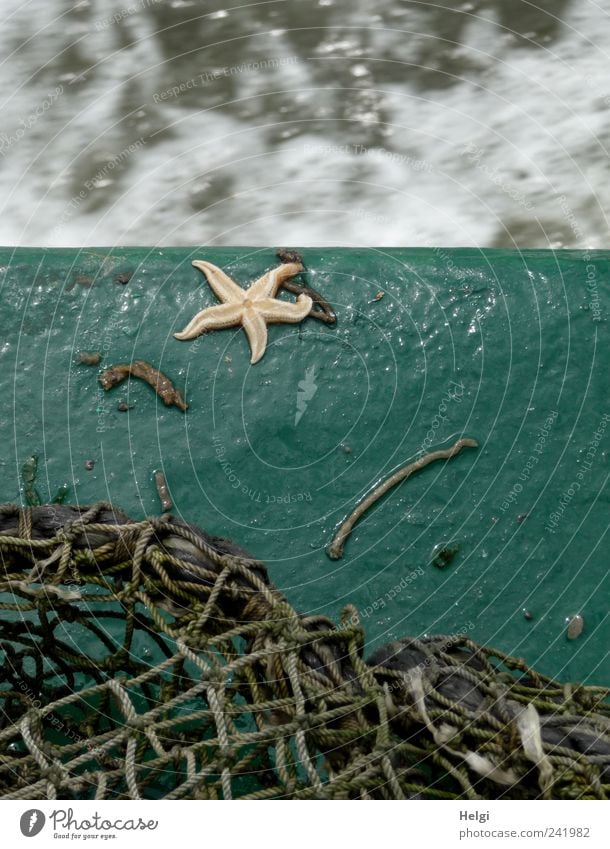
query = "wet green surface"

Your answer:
(0, 246), (608, 685)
